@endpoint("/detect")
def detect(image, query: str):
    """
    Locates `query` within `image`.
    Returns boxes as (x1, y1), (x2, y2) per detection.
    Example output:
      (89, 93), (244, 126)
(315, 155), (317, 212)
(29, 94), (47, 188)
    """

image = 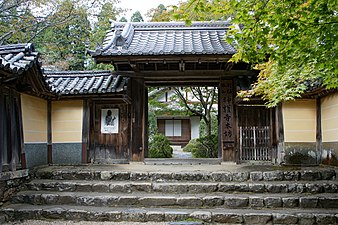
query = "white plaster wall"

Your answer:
(190, 116), (200, 139)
